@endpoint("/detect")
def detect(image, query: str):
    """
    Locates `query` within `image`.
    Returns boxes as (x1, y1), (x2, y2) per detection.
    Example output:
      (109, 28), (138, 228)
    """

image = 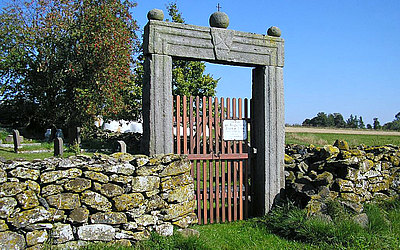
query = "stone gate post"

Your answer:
(141, 54), (173, 155)
(252, 66), (285, 215)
